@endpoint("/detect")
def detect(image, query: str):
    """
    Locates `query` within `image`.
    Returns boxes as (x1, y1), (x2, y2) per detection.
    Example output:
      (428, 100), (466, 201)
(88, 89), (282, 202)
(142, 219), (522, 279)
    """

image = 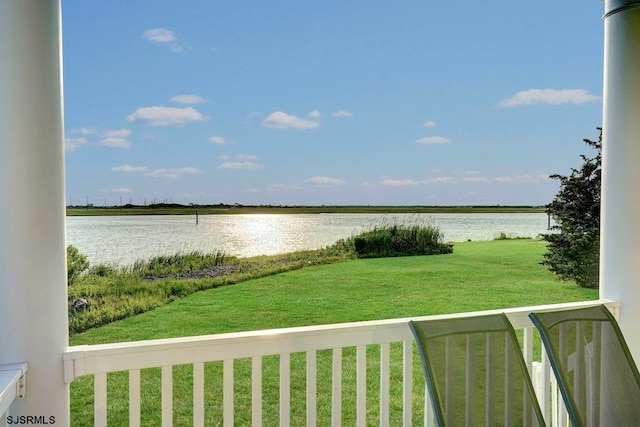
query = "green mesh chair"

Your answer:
(409, 314), (545, 427)
(529, 304), (640, 427)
